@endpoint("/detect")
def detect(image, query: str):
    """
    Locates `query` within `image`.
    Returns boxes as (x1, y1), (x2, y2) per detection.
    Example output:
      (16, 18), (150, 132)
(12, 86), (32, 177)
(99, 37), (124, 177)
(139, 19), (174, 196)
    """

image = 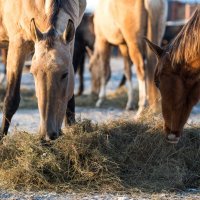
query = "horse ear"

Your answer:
(144, 38), (163, 59)
(86, 46), (93, 58)
(30, 18), (43, 42)
(62, 19), (75, 44)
